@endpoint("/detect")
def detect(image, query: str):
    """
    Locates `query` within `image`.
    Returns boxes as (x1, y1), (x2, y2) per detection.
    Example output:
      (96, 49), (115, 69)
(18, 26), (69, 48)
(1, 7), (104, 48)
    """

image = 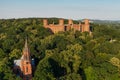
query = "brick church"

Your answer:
(13, 39), (33, 80)
(43, 19), (90, 33)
